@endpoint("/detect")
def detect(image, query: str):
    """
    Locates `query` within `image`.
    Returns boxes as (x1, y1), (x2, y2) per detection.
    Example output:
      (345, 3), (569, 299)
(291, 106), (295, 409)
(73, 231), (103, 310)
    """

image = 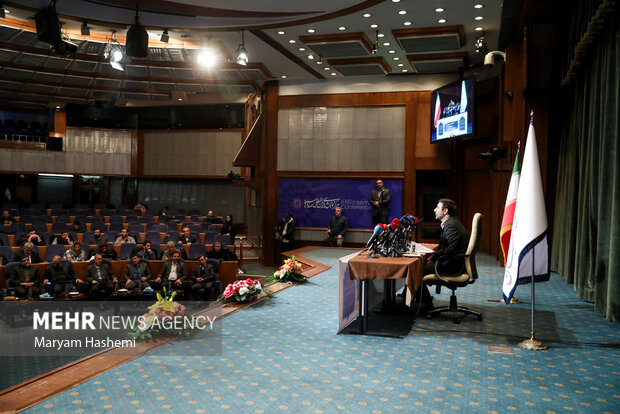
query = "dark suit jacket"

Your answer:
(431, 217), (469, 275)
(84, 263), (114, 284)
(159, 260), (187, 282)
(189, 263), (215, 283)
(277, 218), (296, 243)
(51, 235), (74, 245)
(177, 235), (196, 244)
(45, 262), (75, 284)
(124, 262), (151, 281)
(9, 265), (40, 287)
(369, 188), (391, 217)
(14, 250), (42, 264)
